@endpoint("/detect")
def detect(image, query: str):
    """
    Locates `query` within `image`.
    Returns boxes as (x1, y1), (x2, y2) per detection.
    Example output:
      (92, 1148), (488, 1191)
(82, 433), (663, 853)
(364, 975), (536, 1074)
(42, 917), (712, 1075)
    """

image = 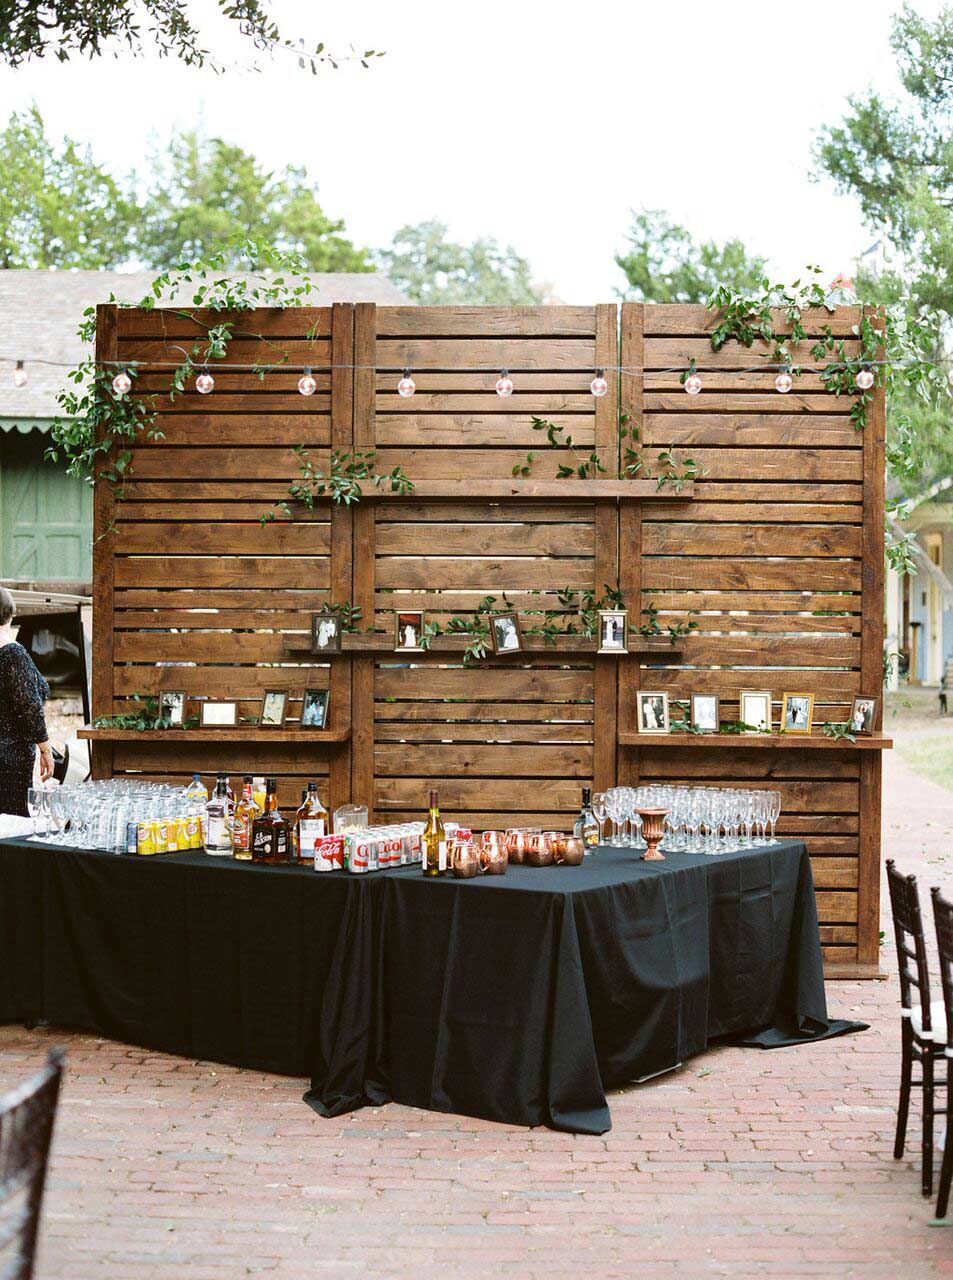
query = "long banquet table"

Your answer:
(0, 836), (862, 1134)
